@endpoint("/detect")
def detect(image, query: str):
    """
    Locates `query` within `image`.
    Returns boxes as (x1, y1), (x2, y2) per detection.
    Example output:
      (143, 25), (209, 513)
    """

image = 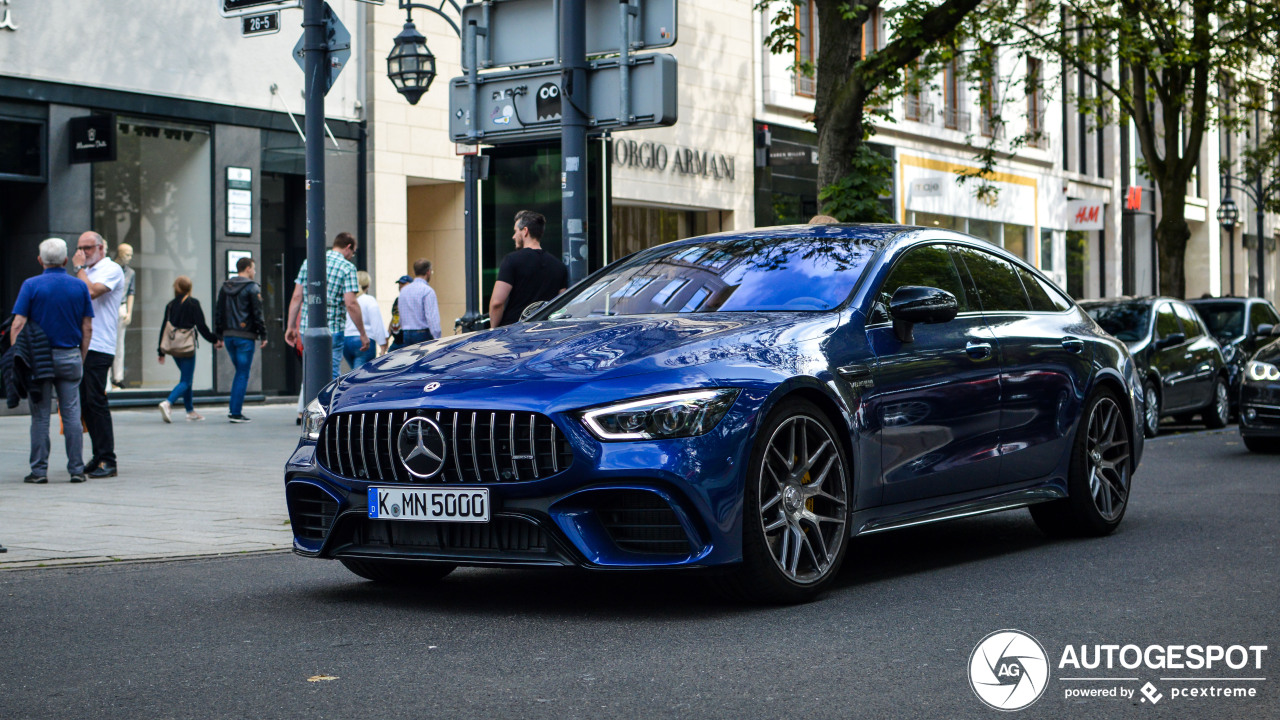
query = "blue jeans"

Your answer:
(29, 348), (84, 475)
(401, 328), (434, 346)
(343, 335), (376, 370)
(167, 355), (196, 413)
(331, 331), (344, 378)
(224, 336), (256, 416)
